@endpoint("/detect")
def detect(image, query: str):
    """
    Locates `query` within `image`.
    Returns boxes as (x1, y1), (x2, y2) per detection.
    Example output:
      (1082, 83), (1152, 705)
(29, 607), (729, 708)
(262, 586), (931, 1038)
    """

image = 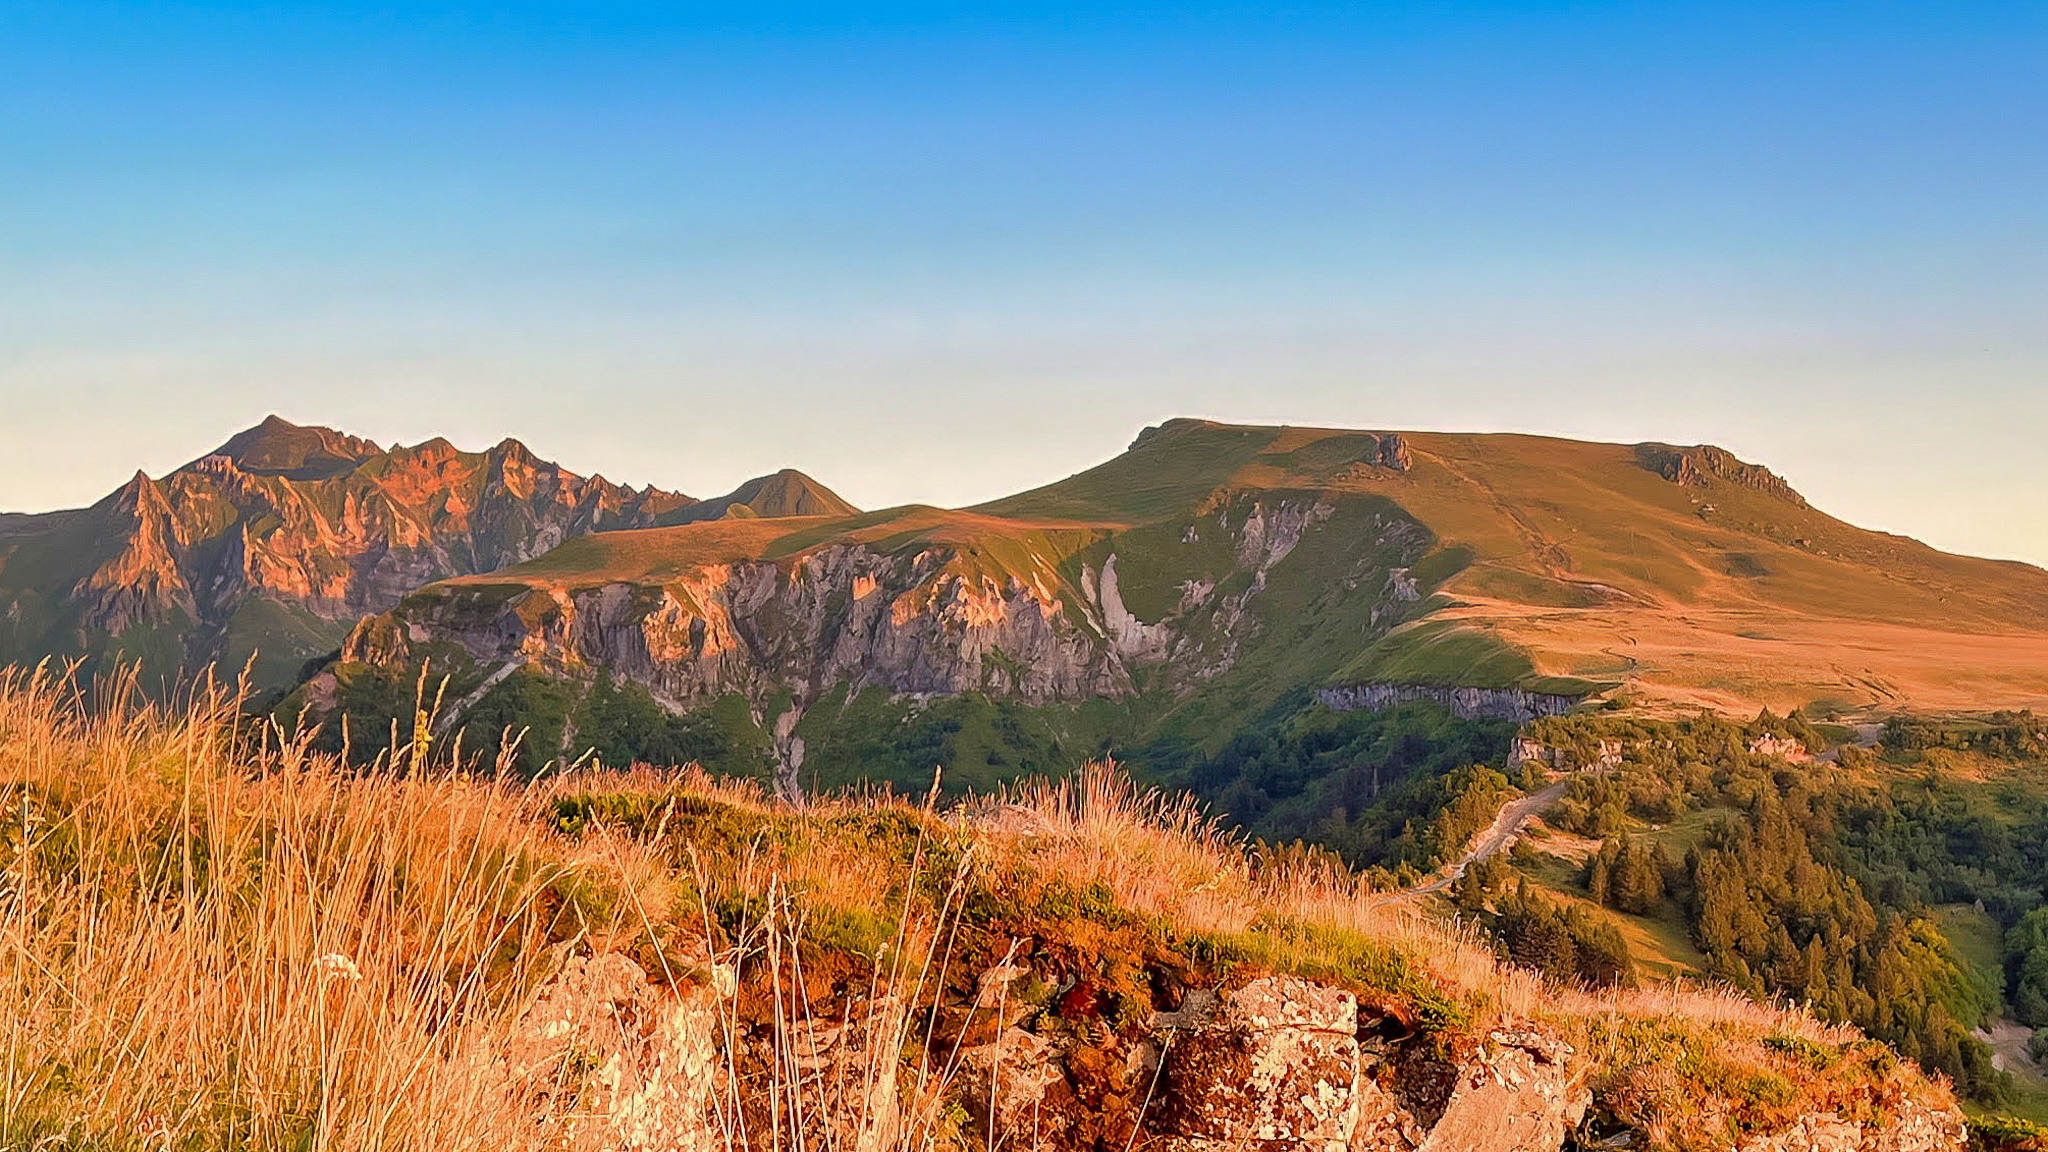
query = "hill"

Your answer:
(656, 466), (862, 524)
(0, 416), (702, 687)
(0, 668), (1967, 1152)
(304, 418), (2048, 792)
(984, 419), (2048, 714)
